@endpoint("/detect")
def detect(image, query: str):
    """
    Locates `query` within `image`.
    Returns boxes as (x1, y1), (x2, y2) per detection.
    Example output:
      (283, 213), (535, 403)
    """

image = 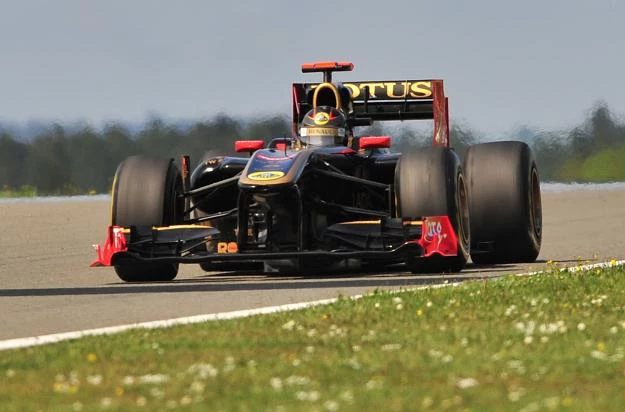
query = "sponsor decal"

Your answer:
(418, 216), (457, 257)
(310, 81), (433, 100)
(346, 81), (433, 99)
(217, 242), (238, 254)
(300, 127), (344, 137)
(247, 171), (285, 181)
(313, 111), (330, 125)
(425, 219), (443, 241)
